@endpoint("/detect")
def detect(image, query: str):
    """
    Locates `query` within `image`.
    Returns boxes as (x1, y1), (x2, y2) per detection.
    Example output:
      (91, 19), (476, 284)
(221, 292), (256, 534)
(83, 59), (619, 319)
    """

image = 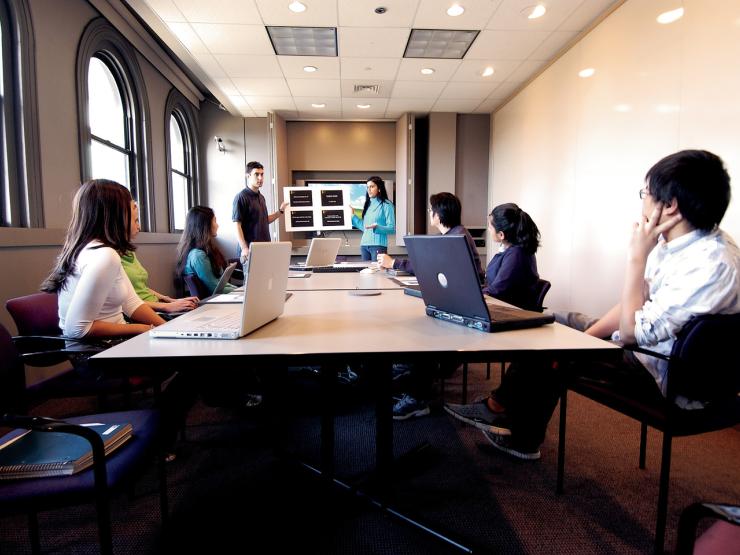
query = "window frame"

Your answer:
(76, 18), (154, 231)
(164, 88), (199, 232)
(0, 0), (42, 228)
